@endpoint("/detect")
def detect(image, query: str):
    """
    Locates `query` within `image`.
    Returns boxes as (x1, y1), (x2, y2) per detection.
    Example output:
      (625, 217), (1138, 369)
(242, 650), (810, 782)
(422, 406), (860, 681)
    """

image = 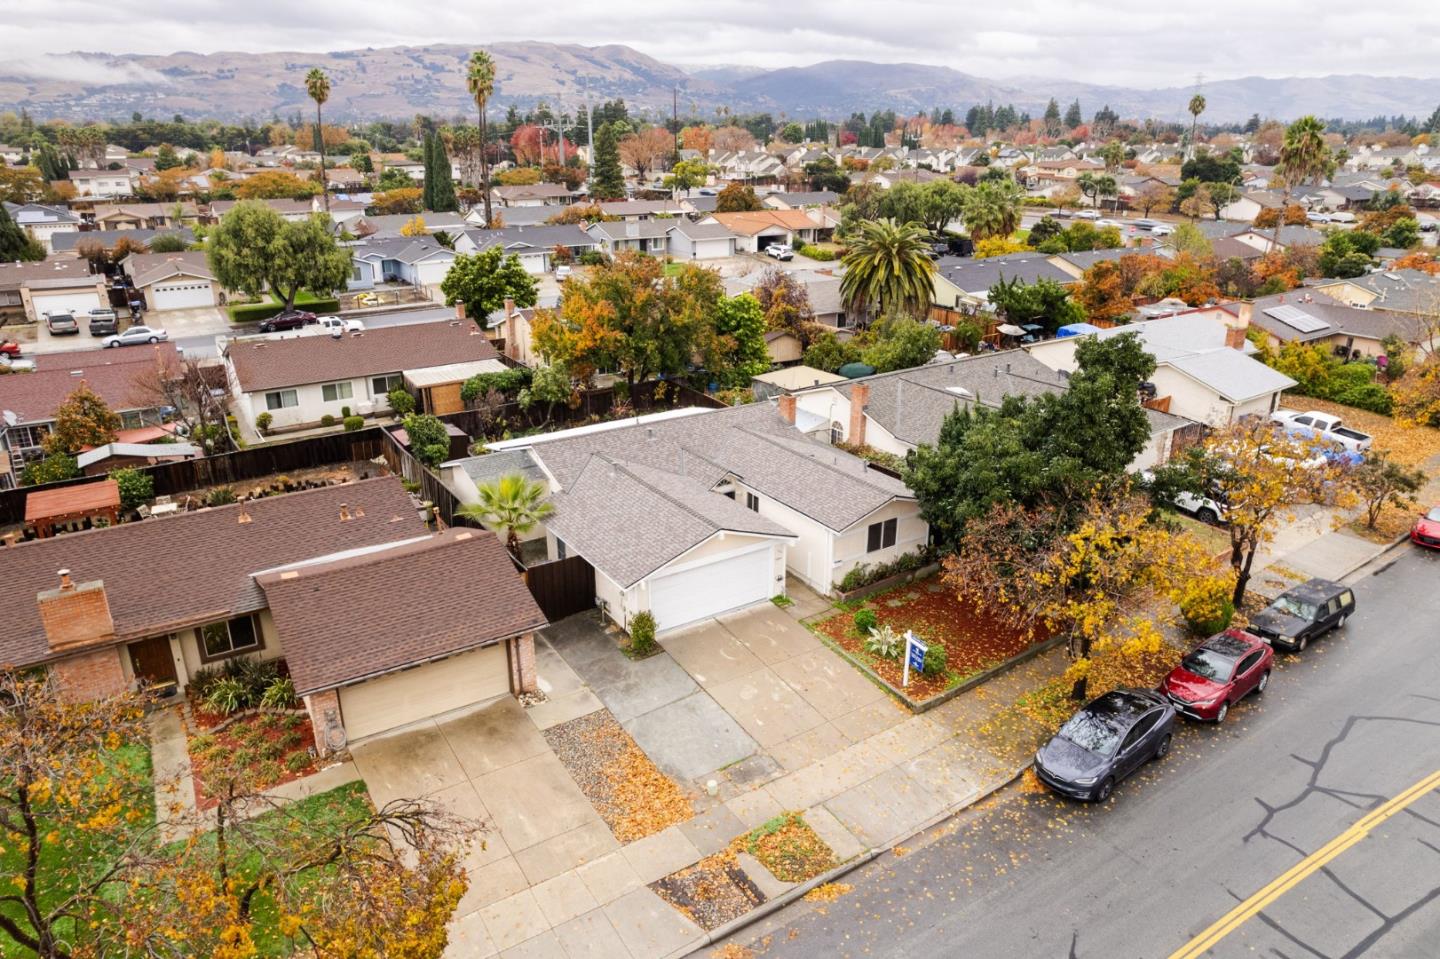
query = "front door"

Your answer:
(128, 636), (178, 693)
